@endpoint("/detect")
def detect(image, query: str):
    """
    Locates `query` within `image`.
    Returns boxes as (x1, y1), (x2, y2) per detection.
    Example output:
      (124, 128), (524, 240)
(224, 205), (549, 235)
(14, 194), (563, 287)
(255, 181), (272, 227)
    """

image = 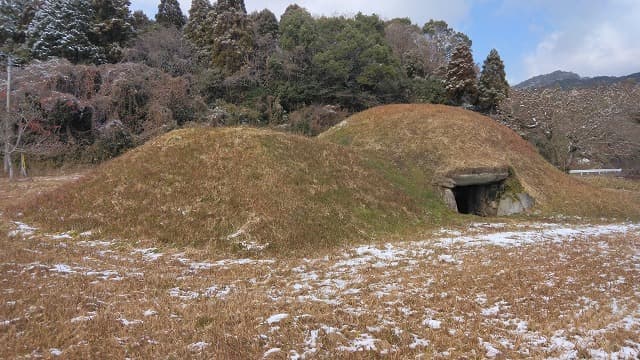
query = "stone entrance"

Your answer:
(437, 168), (534, 217)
